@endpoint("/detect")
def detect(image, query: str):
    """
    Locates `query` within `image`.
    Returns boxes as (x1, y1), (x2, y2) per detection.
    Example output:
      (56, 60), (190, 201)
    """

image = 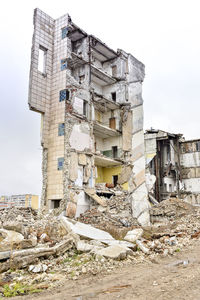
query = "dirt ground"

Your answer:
(7, 239), (200, 300)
